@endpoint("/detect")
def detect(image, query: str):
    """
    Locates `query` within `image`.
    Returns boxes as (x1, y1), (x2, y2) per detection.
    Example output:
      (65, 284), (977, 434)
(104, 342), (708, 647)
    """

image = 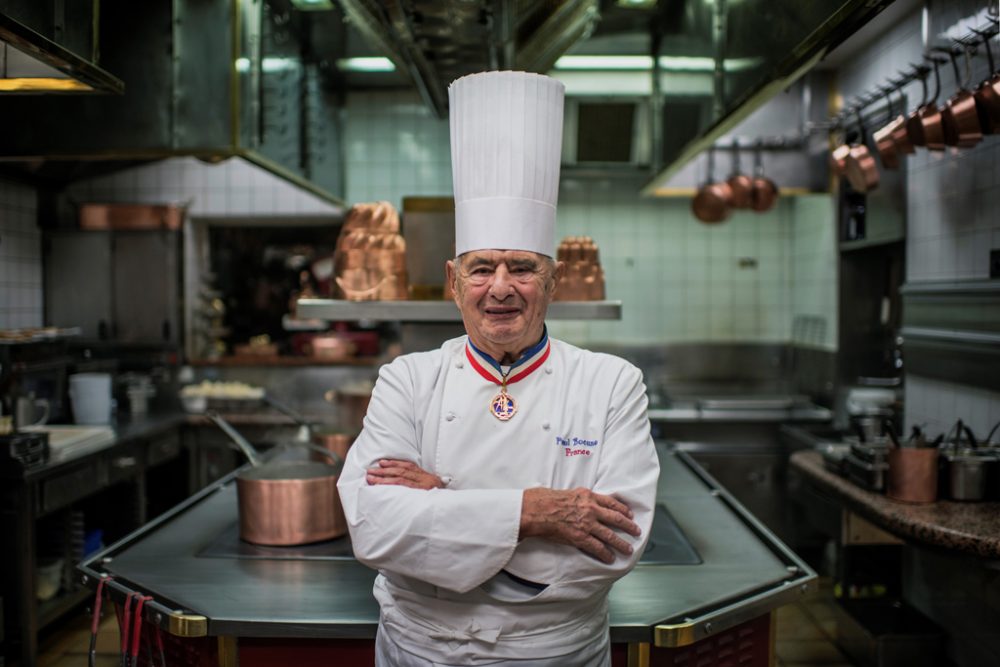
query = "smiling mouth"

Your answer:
(484, 306), (521, 319)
